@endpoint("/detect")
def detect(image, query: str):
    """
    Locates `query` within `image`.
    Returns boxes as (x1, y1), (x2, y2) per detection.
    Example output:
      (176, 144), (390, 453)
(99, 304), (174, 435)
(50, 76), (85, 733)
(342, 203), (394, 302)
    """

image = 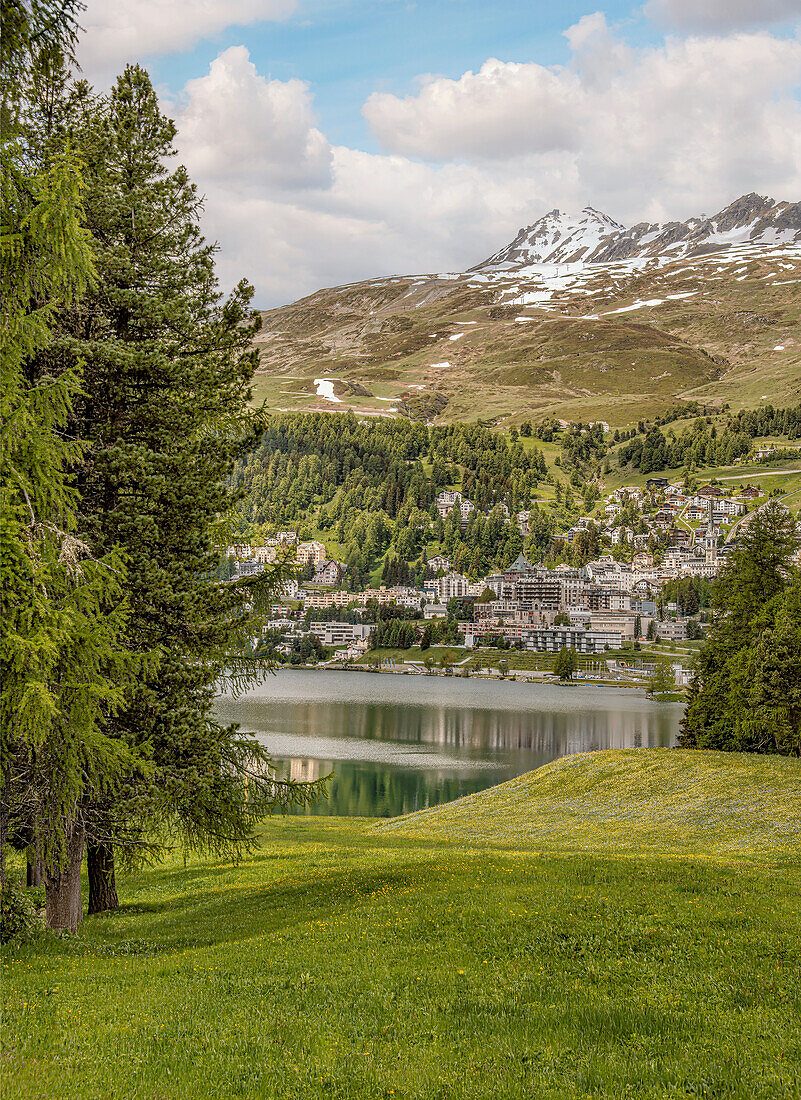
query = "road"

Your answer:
(716, 468), (801, 480)
(725, 486), (801, 542)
